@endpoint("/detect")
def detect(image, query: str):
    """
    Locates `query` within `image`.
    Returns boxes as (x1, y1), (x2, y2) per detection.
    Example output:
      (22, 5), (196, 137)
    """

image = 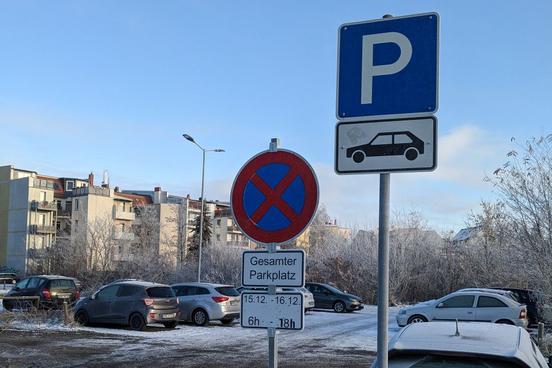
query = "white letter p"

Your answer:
(361, 32), (412, 104)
